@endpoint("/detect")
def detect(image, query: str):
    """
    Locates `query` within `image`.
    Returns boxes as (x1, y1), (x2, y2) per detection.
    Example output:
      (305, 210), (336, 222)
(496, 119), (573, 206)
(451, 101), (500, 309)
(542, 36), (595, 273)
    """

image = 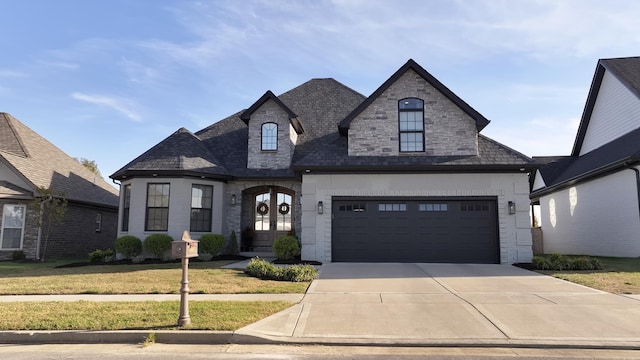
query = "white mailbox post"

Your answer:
(172, 230), (199, 326)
